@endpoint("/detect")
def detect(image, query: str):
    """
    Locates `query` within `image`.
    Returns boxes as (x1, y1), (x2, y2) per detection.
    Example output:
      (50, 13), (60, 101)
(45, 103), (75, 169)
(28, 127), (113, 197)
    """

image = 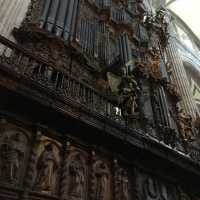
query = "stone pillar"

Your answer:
(0, 0), (30, 39)
(166, 36), (199, 118)
(0, 0), (30, 55)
